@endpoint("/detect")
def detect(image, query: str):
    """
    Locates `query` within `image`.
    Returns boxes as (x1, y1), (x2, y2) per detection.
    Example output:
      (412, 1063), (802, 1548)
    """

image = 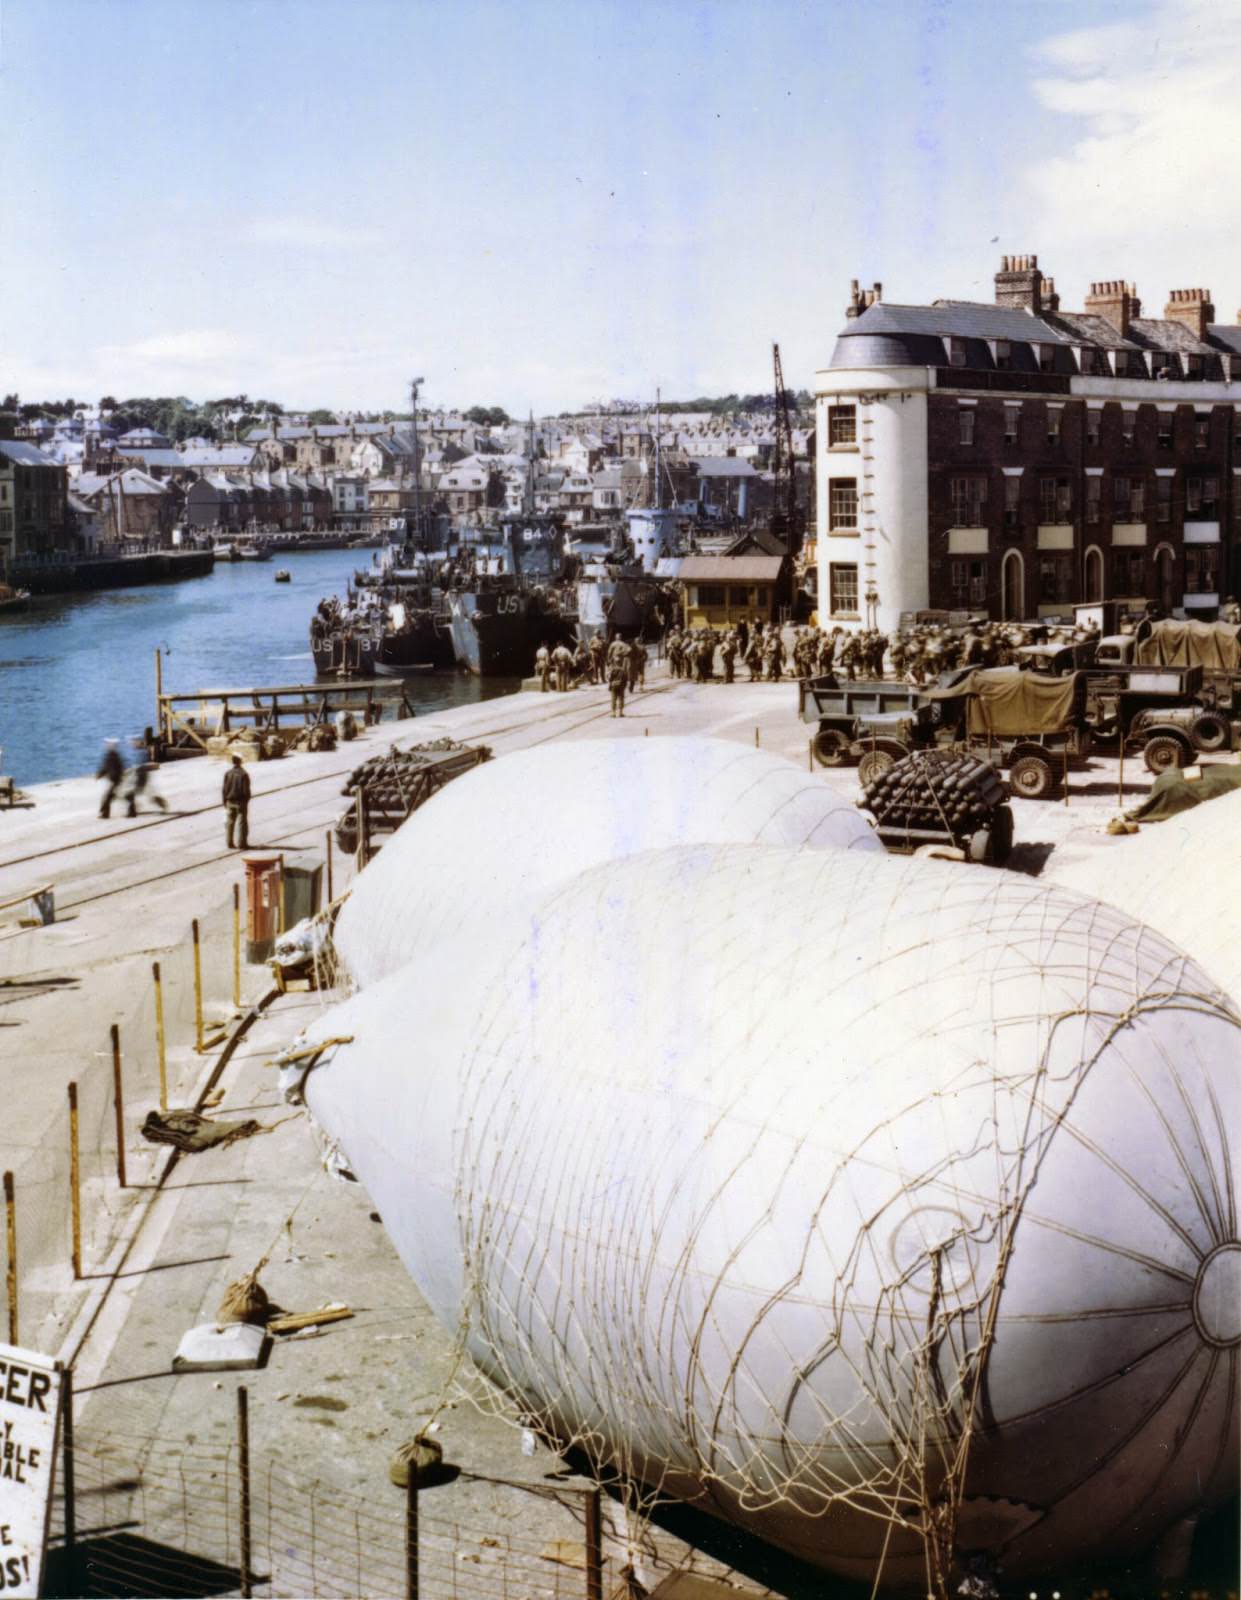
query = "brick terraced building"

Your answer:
(815, 255), (1241, 631)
